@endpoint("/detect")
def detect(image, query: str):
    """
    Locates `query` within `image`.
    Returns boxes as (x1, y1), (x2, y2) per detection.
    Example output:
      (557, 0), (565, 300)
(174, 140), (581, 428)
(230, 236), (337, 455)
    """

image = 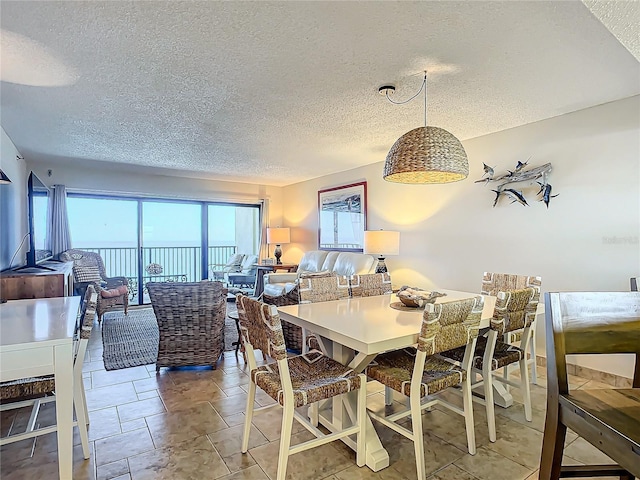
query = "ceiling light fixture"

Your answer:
(381, 72), (469, 184)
